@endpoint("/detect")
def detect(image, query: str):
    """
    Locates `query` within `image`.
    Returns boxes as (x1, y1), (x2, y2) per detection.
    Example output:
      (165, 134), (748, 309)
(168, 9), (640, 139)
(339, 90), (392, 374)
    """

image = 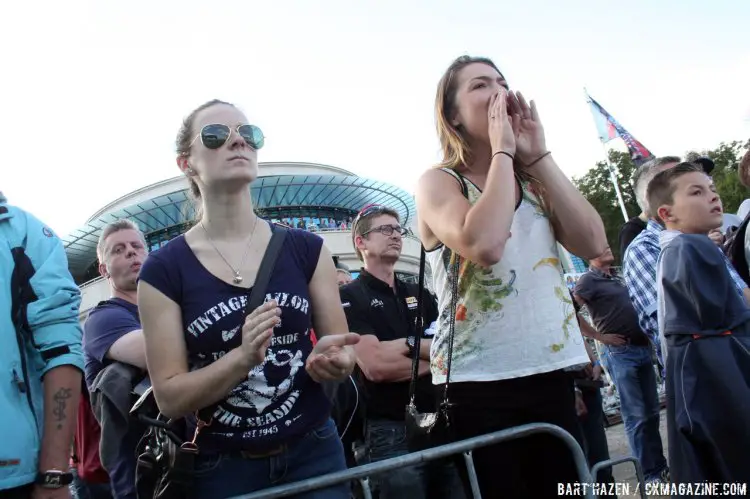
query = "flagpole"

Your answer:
(601, 142), (630, 222)
(584, 88), (630, 222)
